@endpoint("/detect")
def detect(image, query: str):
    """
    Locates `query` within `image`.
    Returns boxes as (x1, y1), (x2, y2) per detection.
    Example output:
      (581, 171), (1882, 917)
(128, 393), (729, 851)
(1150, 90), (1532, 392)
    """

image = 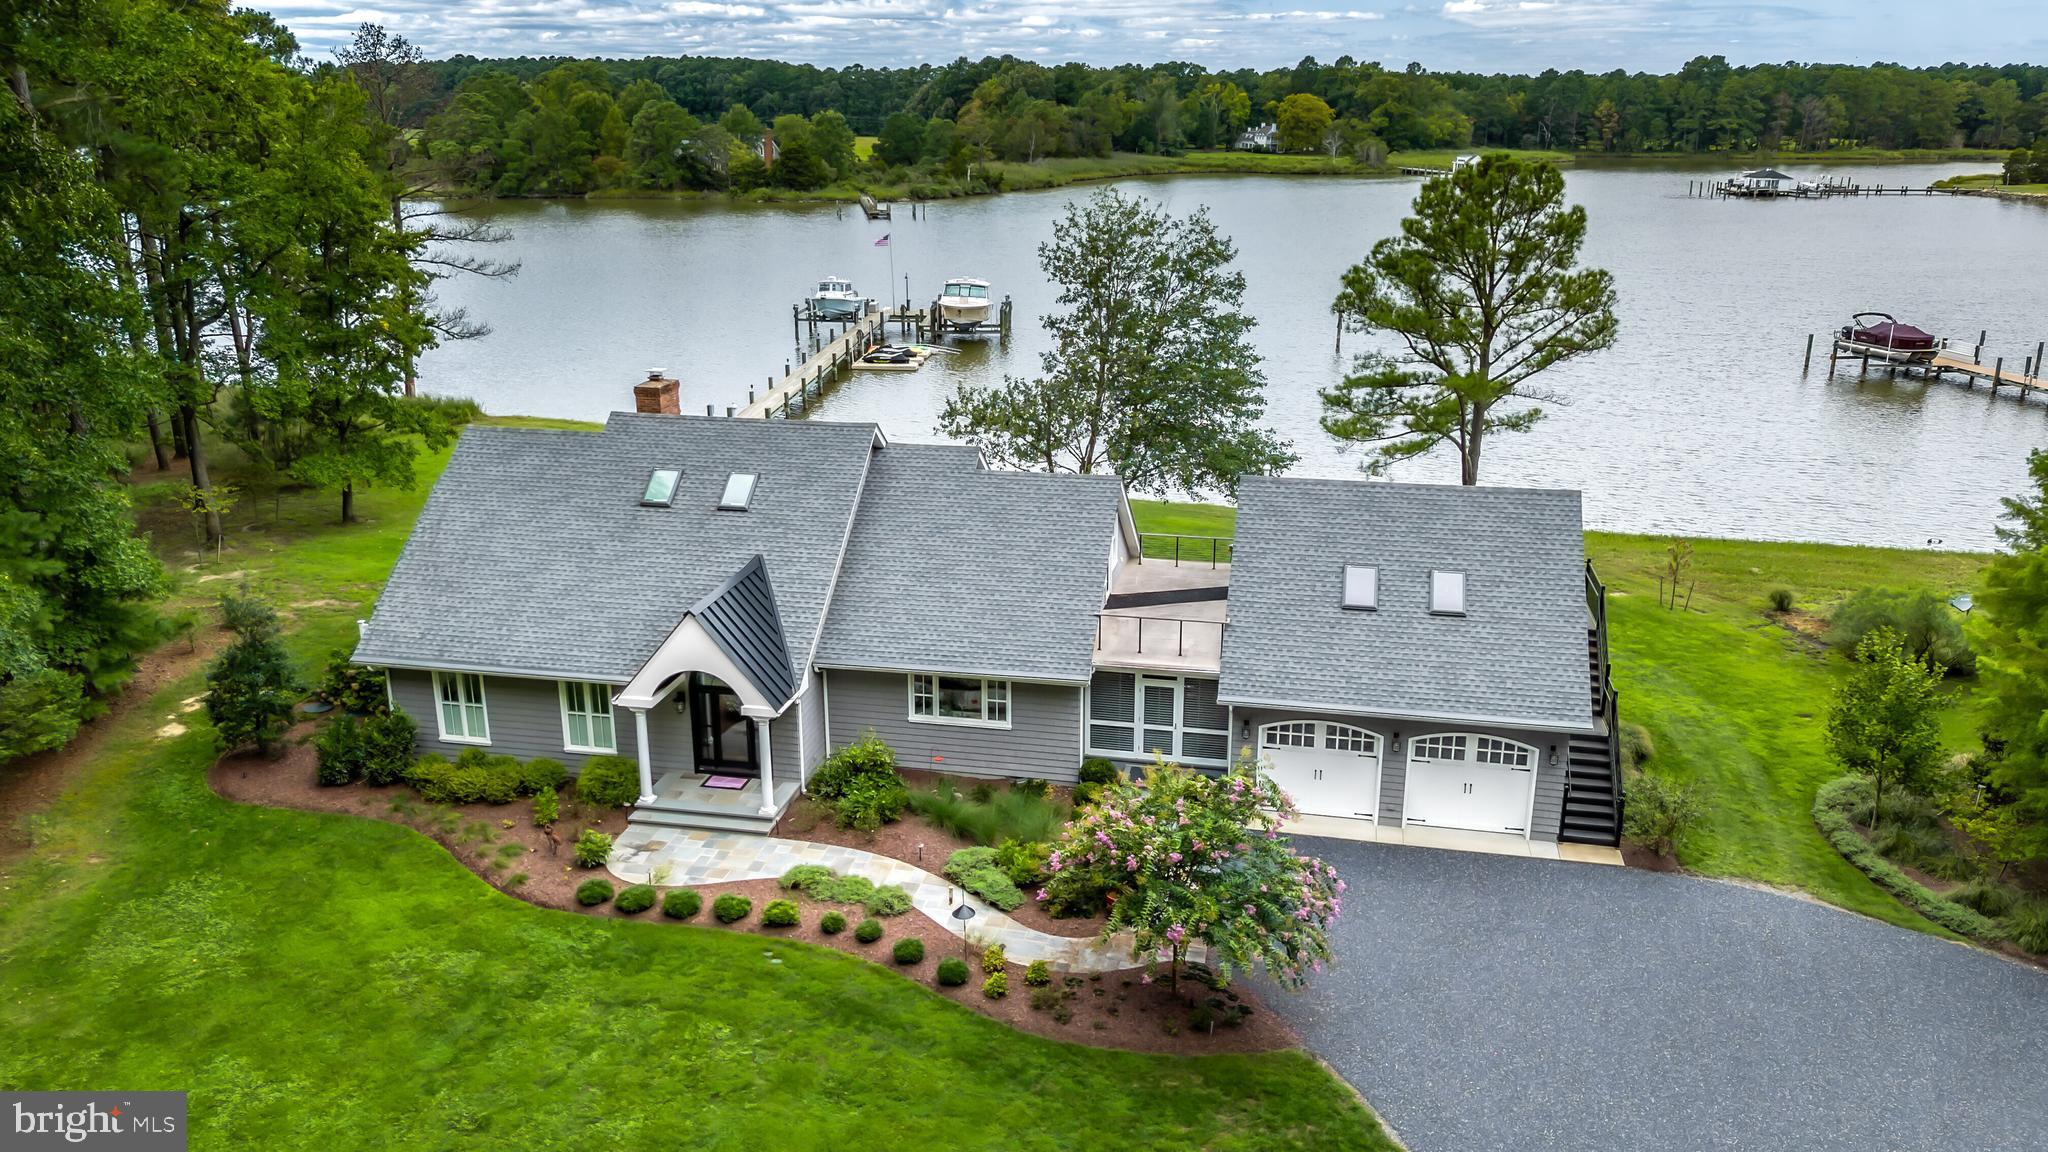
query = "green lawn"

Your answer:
(1127, 501), (1993, 934)
(0, 429), (1391, 1152)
